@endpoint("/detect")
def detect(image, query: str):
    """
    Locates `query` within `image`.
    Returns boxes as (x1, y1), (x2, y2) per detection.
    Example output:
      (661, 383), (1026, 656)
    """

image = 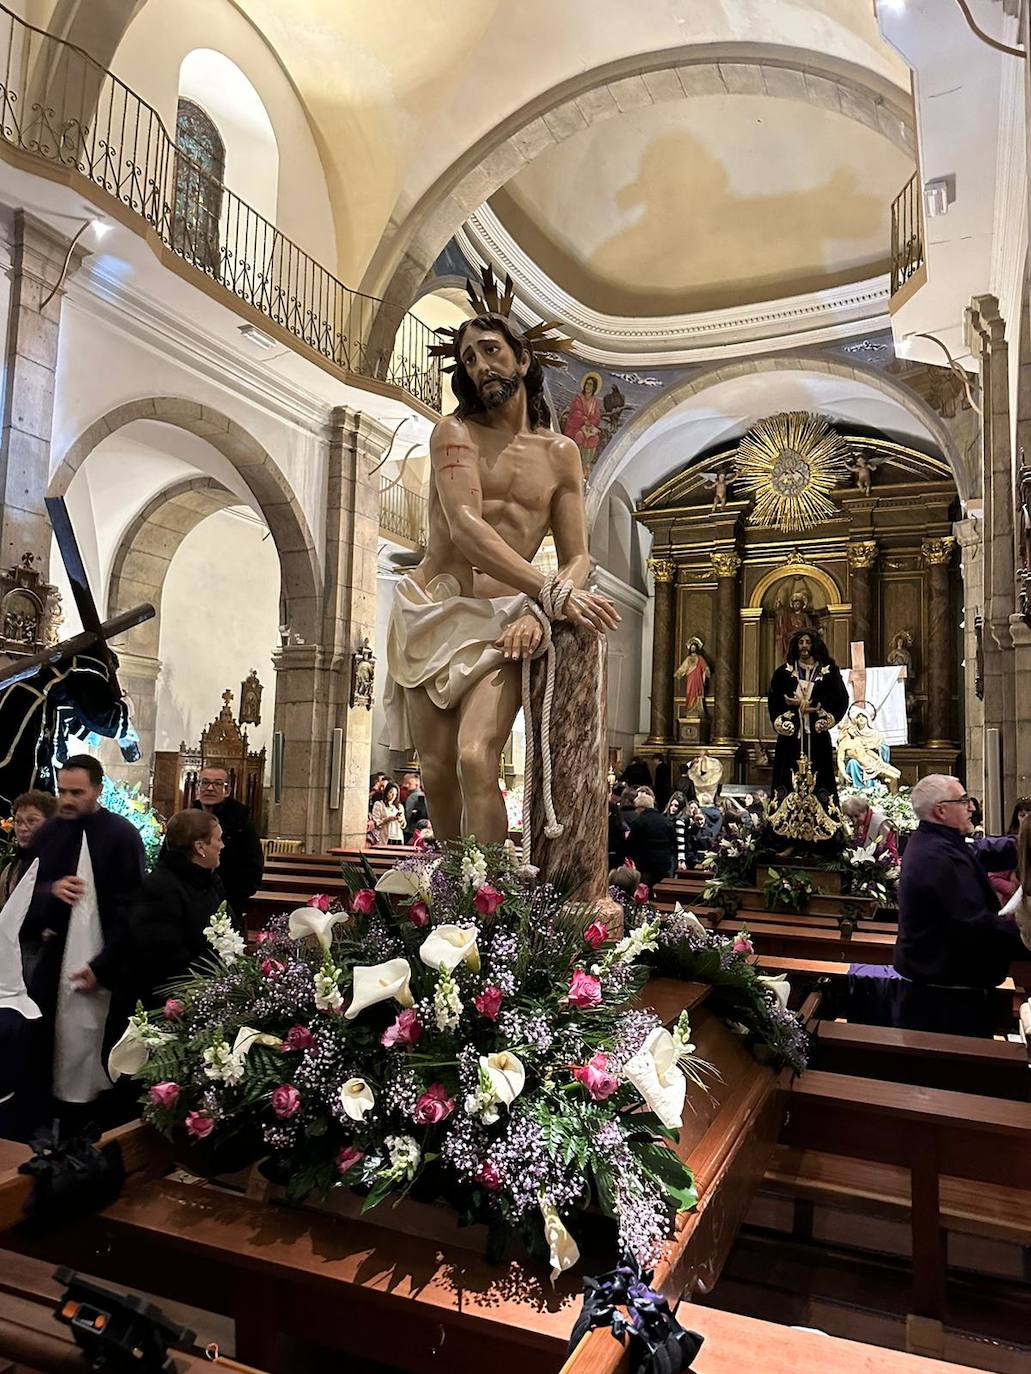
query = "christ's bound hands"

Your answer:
(561, 588), (620, 634)
(496, 615), (543, 661)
